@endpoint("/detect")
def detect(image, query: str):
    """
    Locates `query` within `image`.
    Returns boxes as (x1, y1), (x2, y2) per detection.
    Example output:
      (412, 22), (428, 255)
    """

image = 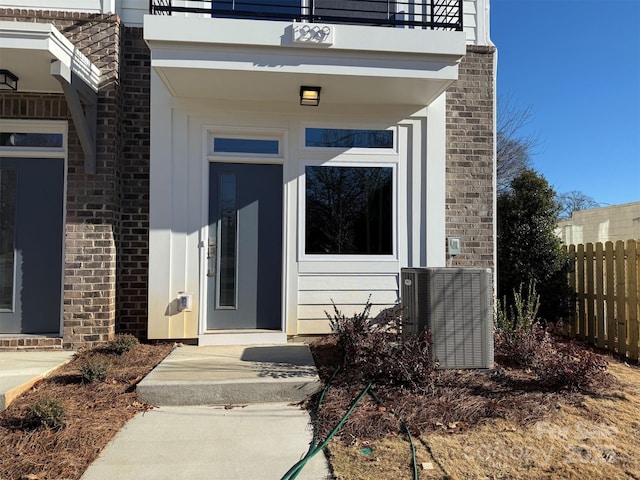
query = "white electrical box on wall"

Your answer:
(178, 292), (192, 312)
